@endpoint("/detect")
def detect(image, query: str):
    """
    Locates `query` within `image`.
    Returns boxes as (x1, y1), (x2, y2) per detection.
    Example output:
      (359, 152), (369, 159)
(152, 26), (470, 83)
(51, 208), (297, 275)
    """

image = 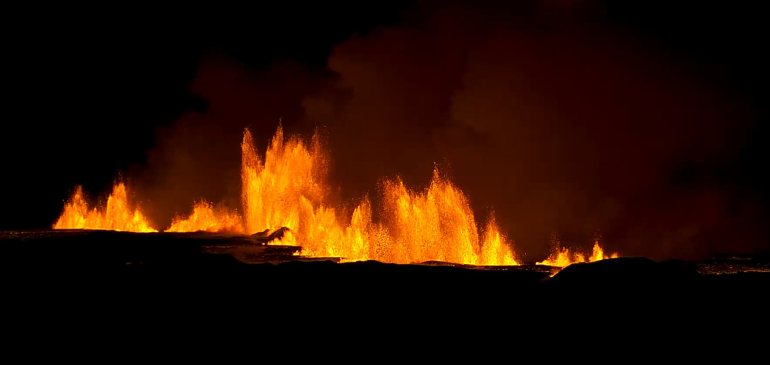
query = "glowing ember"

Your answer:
(166, 201), (244, 233)
(53, 183), (157, 232)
